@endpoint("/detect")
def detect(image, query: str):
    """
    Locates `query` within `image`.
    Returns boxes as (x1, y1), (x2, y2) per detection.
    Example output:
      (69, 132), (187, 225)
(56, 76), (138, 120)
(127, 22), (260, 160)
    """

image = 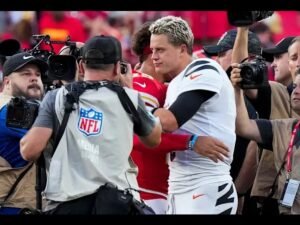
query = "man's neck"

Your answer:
(84, 71), (114, 82)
